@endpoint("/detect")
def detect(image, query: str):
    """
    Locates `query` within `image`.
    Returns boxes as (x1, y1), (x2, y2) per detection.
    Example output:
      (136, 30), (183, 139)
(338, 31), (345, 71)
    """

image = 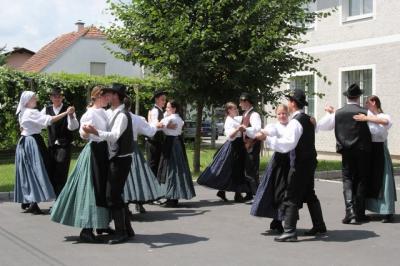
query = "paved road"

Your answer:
(0, 181), (399, 266)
